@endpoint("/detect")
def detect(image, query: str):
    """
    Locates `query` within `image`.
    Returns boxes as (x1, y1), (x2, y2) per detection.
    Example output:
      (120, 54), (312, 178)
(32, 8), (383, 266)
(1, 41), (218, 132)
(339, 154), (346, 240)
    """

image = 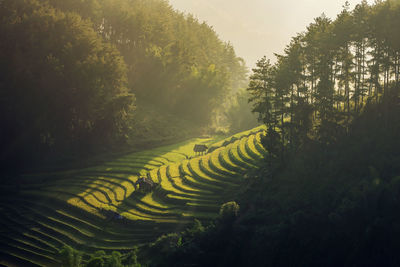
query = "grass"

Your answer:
(0, 127), (268, 266)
